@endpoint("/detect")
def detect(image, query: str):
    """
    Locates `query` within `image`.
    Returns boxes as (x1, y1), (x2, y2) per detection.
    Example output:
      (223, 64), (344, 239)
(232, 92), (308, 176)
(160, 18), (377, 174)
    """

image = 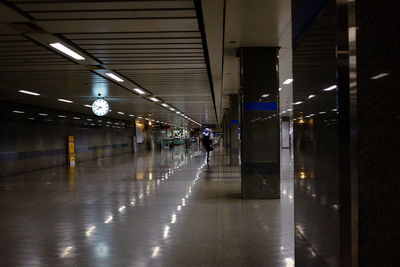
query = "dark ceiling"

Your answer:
(0, 0), (216, 127)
